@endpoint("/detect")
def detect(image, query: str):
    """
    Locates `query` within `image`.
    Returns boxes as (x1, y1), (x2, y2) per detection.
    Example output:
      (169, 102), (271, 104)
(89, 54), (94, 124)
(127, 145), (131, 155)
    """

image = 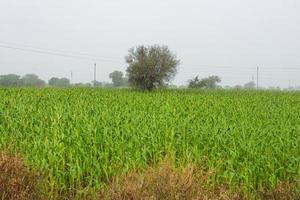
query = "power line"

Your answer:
(184, 65), (300, 71)
(0, 44), (123, 64)
(1, 42), (300, 70)
(94, 63), (97, 87)
(0, 41), (120, 61)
